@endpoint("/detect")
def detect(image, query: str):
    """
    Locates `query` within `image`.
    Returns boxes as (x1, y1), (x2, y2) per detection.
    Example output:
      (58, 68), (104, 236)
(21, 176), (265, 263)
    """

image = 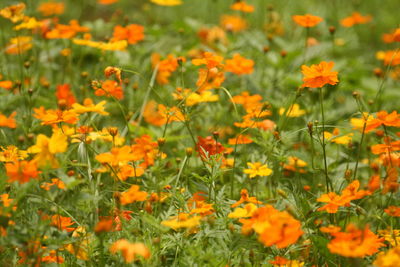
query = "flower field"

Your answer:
(0, 0), (400, 266)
